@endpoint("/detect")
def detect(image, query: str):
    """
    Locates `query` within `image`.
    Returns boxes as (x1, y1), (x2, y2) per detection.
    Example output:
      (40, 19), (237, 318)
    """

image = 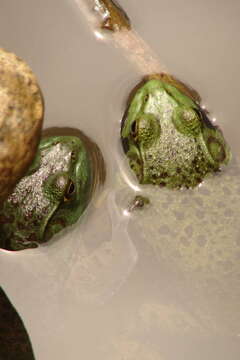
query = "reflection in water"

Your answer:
(74, 0), (166, 74)
(124, 158), (240, 336)
(62, 190), (138, 305)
